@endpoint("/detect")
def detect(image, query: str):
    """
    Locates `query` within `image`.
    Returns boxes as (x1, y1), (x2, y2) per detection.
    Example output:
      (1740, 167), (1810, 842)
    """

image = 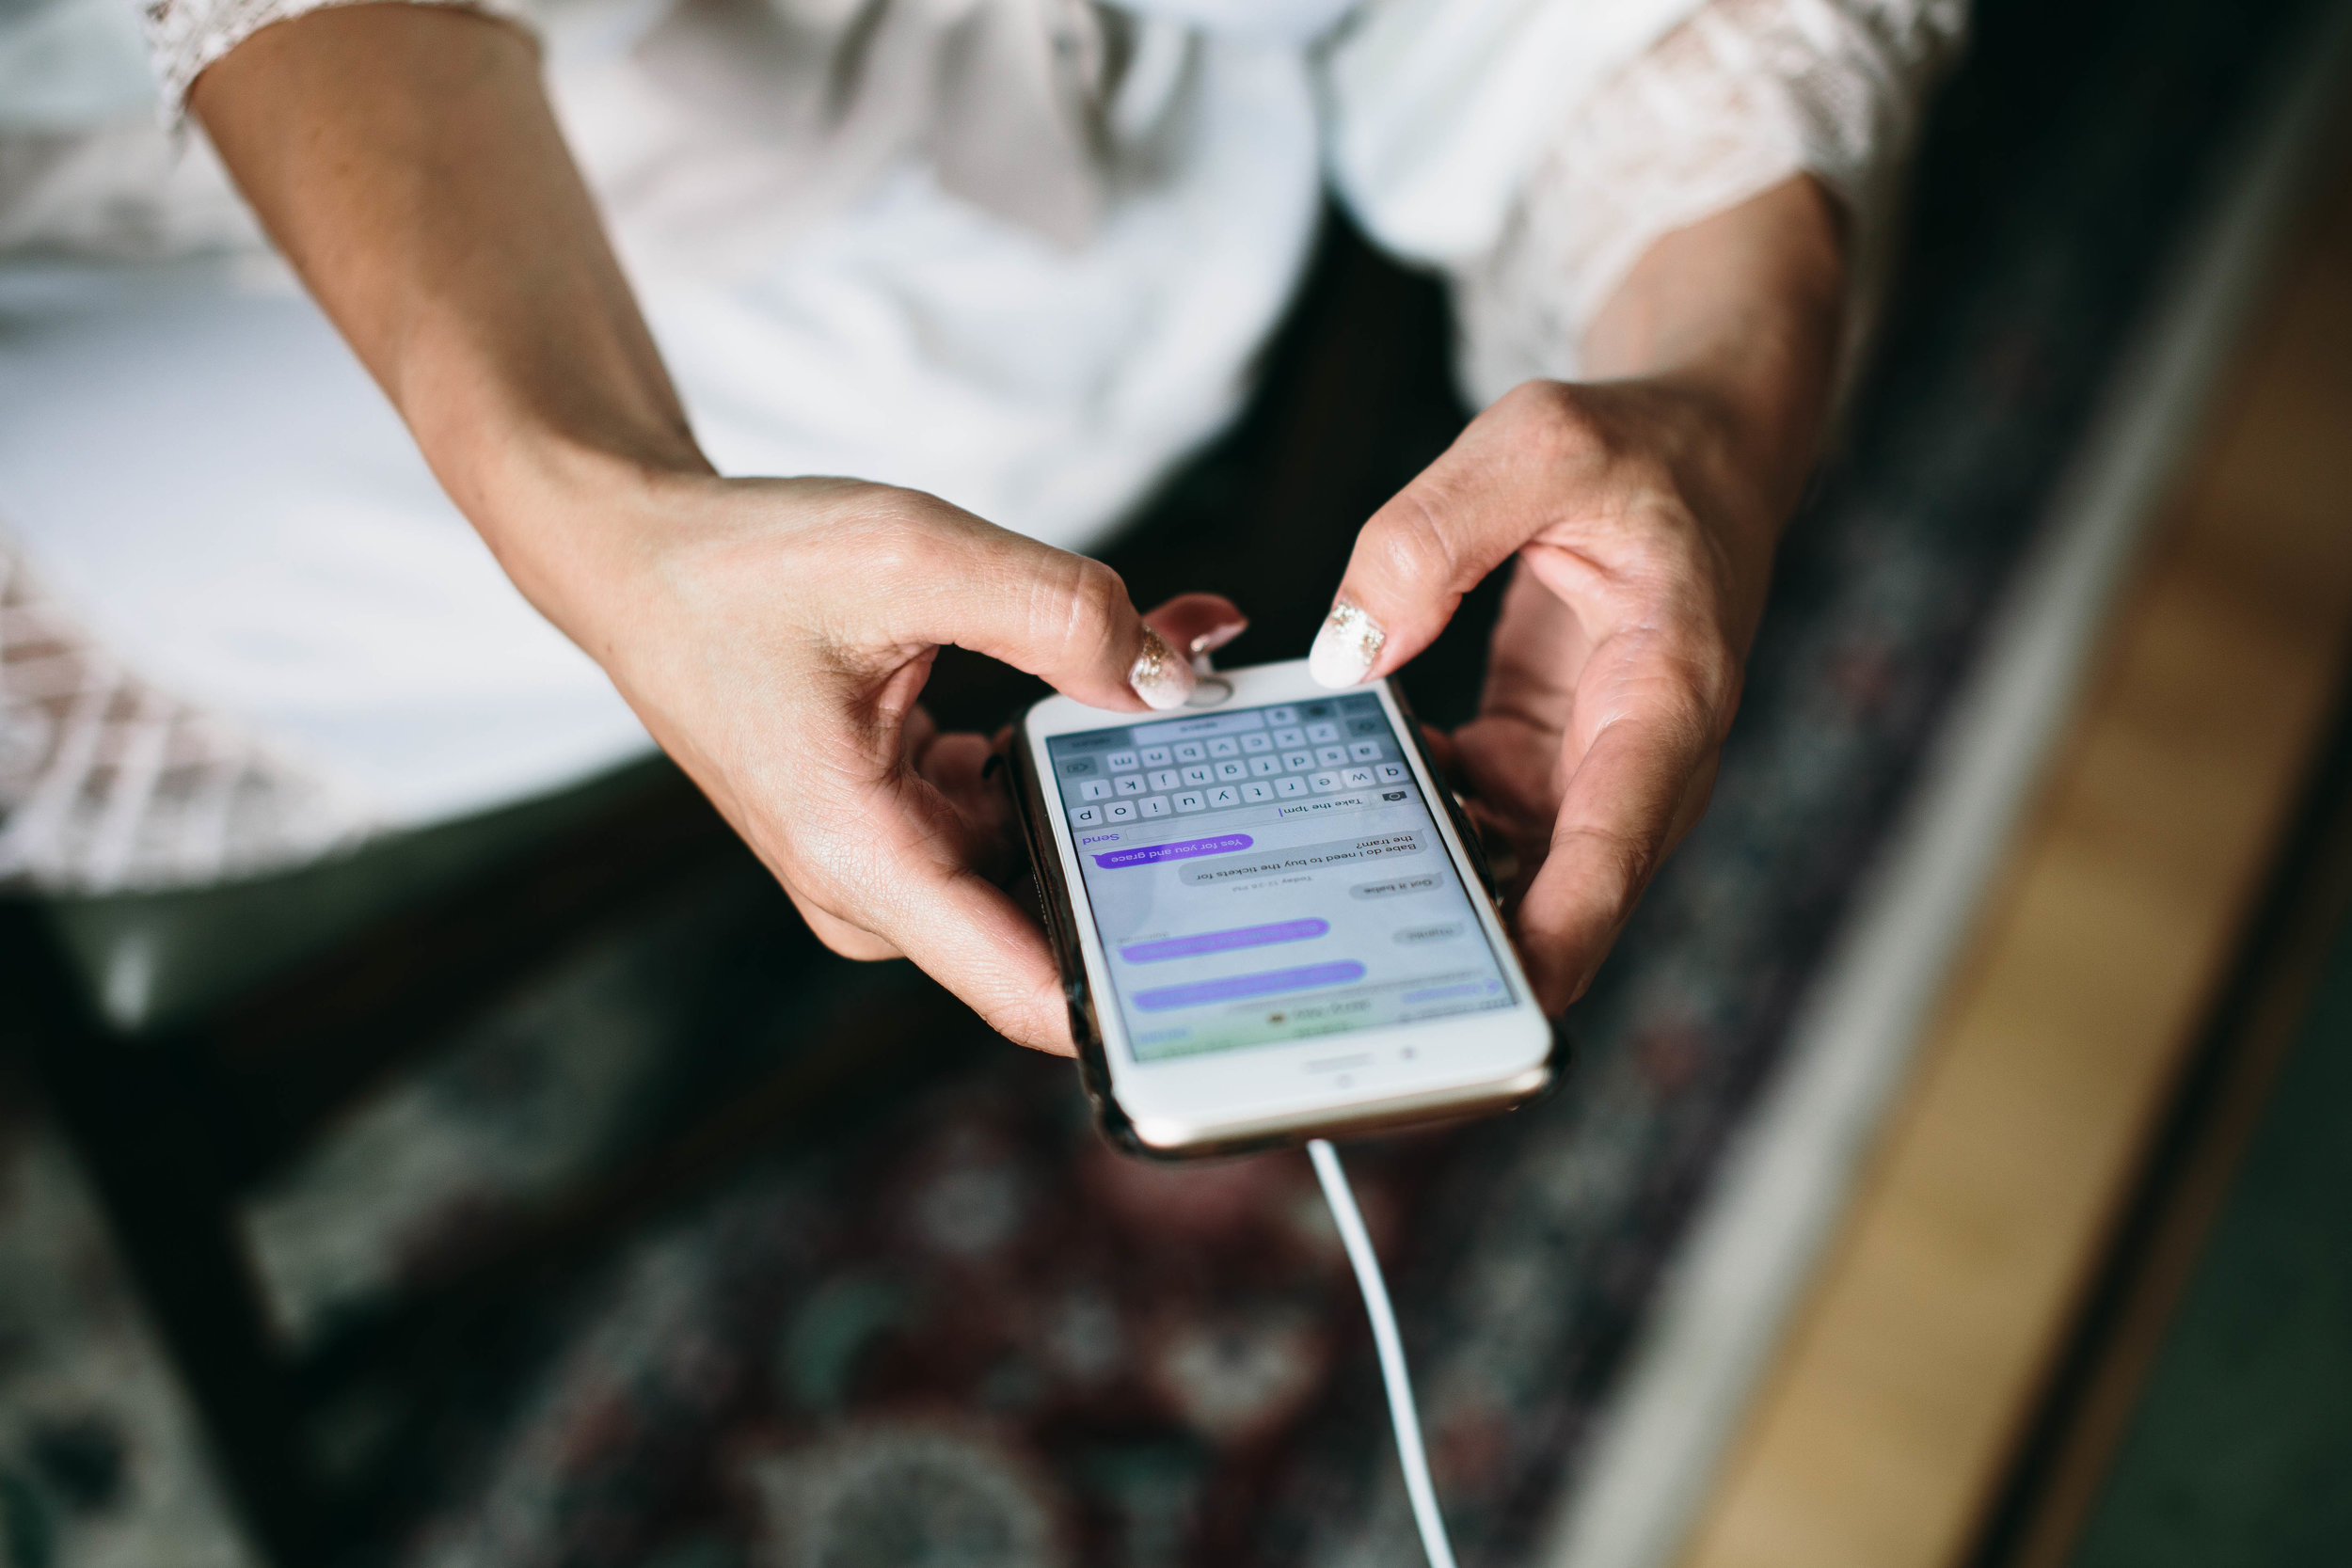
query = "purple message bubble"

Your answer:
(1120, 918), (1329, 964)
(1132, 960), (1366, 1012)
(1092, 834), (1252, 869)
